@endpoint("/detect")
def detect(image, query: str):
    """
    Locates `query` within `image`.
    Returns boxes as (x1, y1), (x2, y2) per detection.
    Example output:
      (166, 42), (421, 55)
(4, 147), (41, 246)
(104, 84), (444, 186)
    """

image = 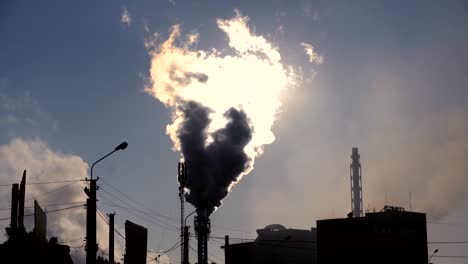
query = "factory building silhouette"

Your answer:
(221, 148), (430, 264)
(317, 206), (428, 264)
(0, 171), (74, 264)
(223, 225), (317, 264)
(1, 148), (431, 264)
